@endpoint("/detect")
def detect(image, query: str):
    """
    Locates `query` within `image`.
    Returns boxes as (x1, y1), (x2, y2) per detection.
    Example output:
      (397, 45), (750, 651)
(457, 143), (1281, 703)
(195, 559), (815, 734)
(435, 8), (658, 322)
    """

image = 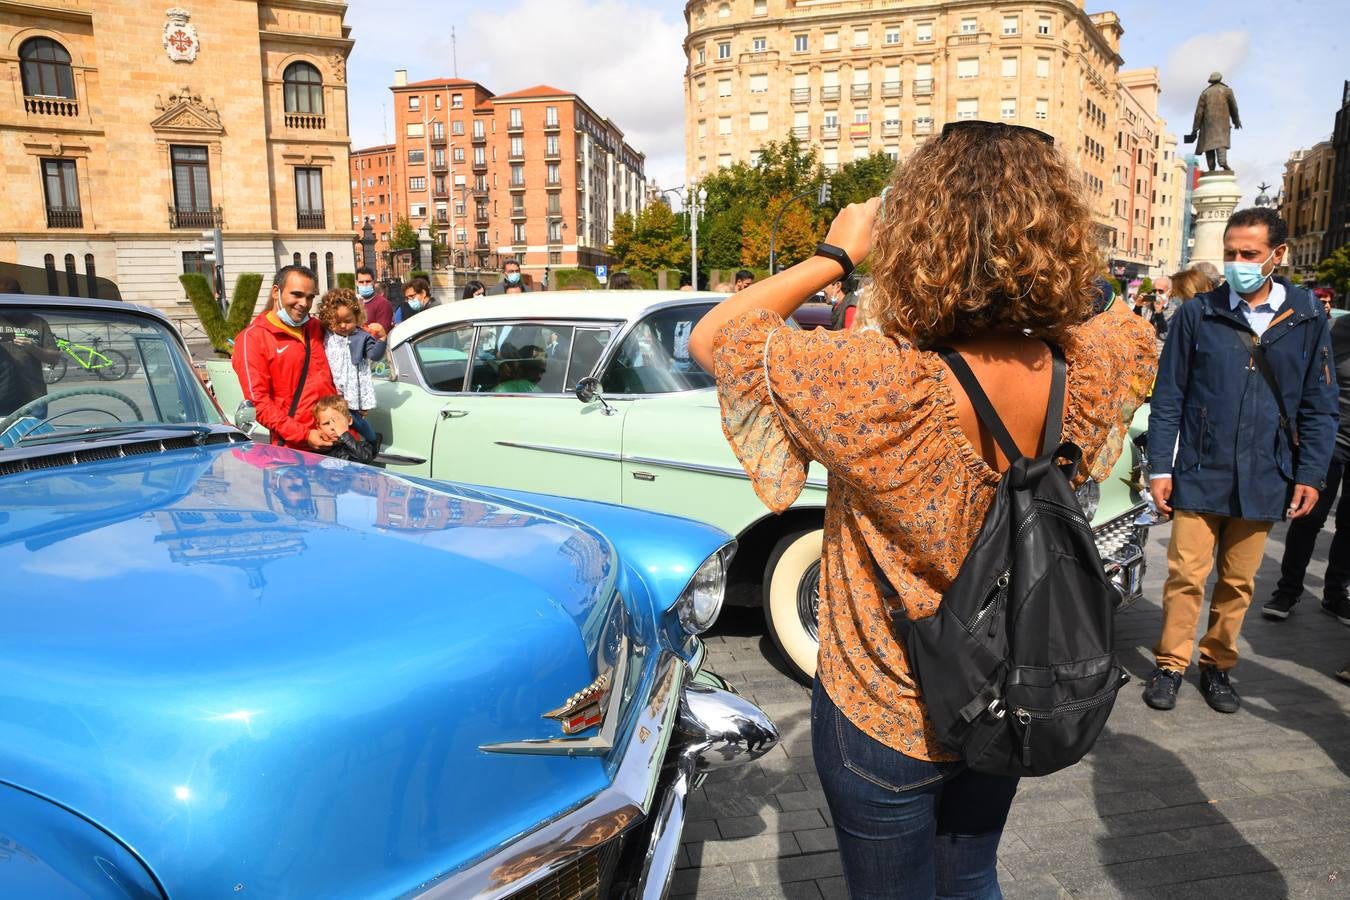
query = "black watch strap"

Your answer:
(814, 242), (855, 281)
